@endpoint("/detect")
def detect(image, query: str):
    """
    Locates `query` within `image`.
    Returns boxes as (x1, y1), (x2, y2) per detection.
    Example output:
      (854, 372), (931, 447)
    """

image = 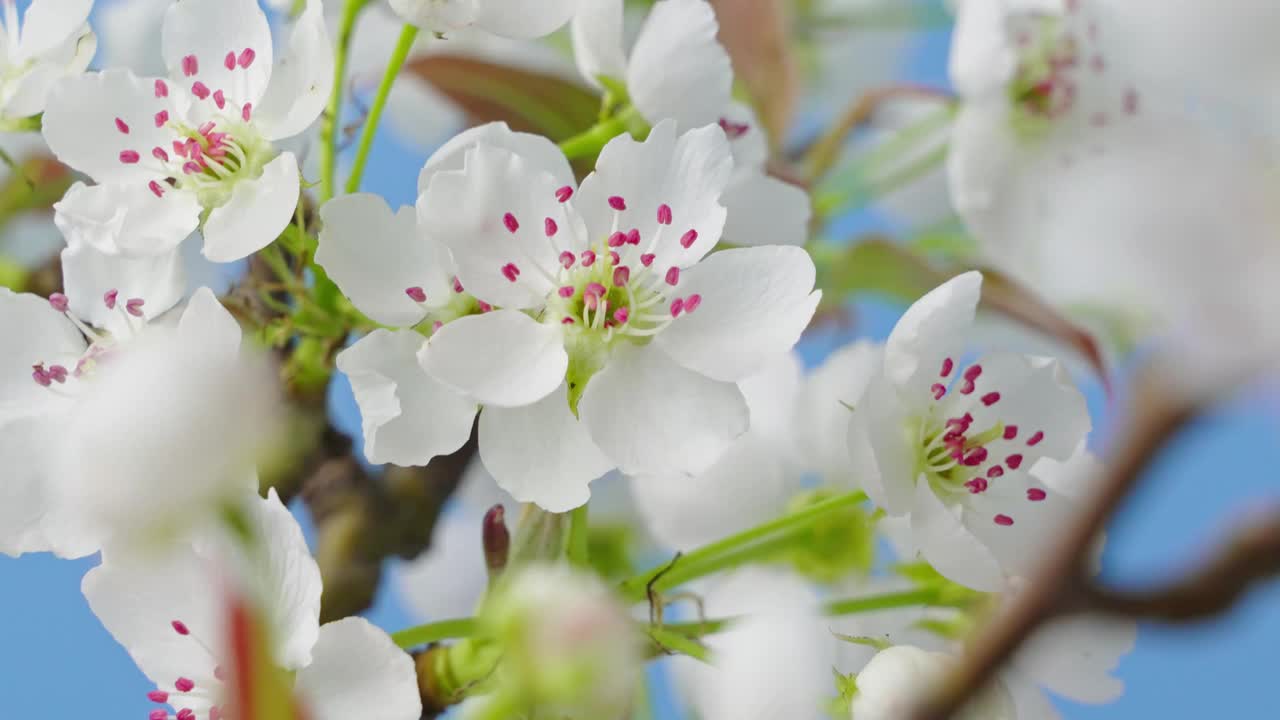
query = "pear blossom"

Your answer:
(571, 0), (812, 248)
(83, 490), (422, 720)
(0, 0), (96, 124)
(413, 119), (819, 511)
(388, 0), (575, 39)
(848, 271), (1091, 591)
(850, 645), (1016, 720)
(669, 568), (835, 720)
(41, 0), (334, 263)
